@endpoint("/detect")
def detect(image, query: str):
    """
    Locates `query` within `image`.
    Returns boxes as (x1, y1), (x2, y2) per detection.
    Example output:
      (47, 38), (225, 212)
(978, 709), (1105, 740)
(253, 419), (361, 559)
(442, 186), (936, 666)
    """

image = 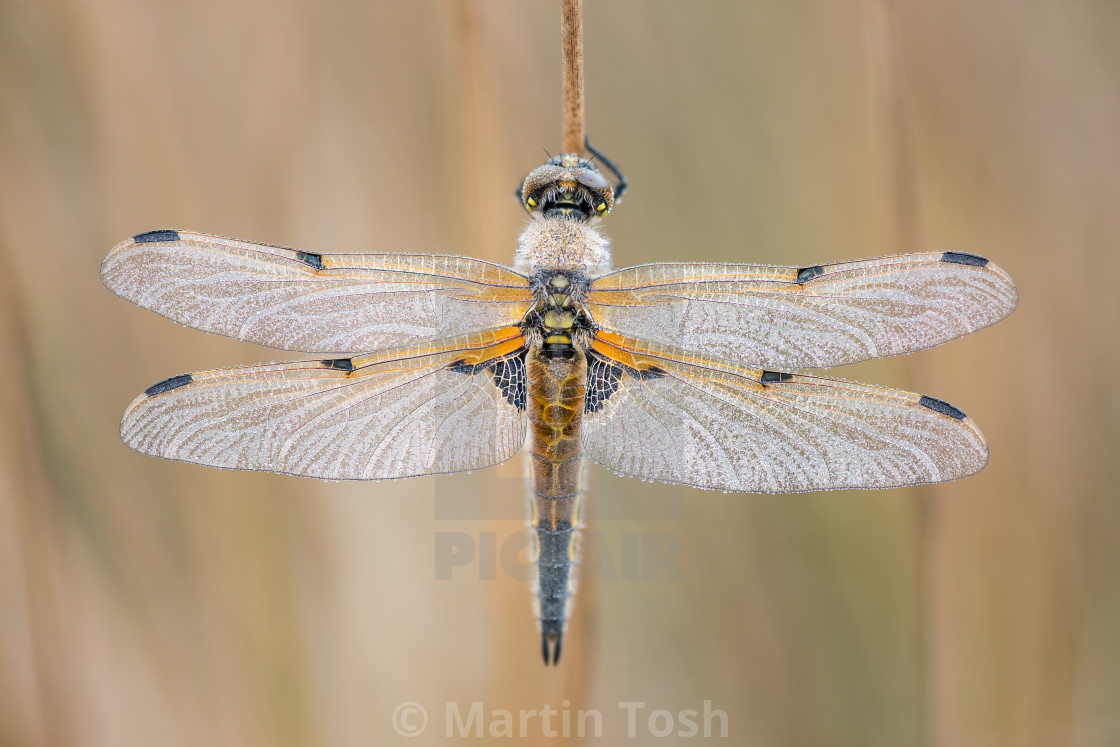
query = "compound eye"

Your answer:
(576, 170), (609, 190)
